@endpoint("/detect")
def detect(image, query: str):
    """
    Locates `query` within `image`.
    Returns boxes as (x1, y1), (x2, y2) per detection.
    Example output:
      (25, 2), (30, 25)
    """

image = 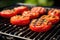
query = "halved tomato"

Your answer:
(30, 18), (52, 32)
(31, 7), (46, 15)
(48, 9), (60, 18)
(22, 11), (39, 19)
(0, 9), (17, 18)
(10, 15), (30, 26)
(14, 6), (29, 14)
(46, 15), (59, 24)
(22, 11), (31, 17)
(41, 15), (59, 24)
